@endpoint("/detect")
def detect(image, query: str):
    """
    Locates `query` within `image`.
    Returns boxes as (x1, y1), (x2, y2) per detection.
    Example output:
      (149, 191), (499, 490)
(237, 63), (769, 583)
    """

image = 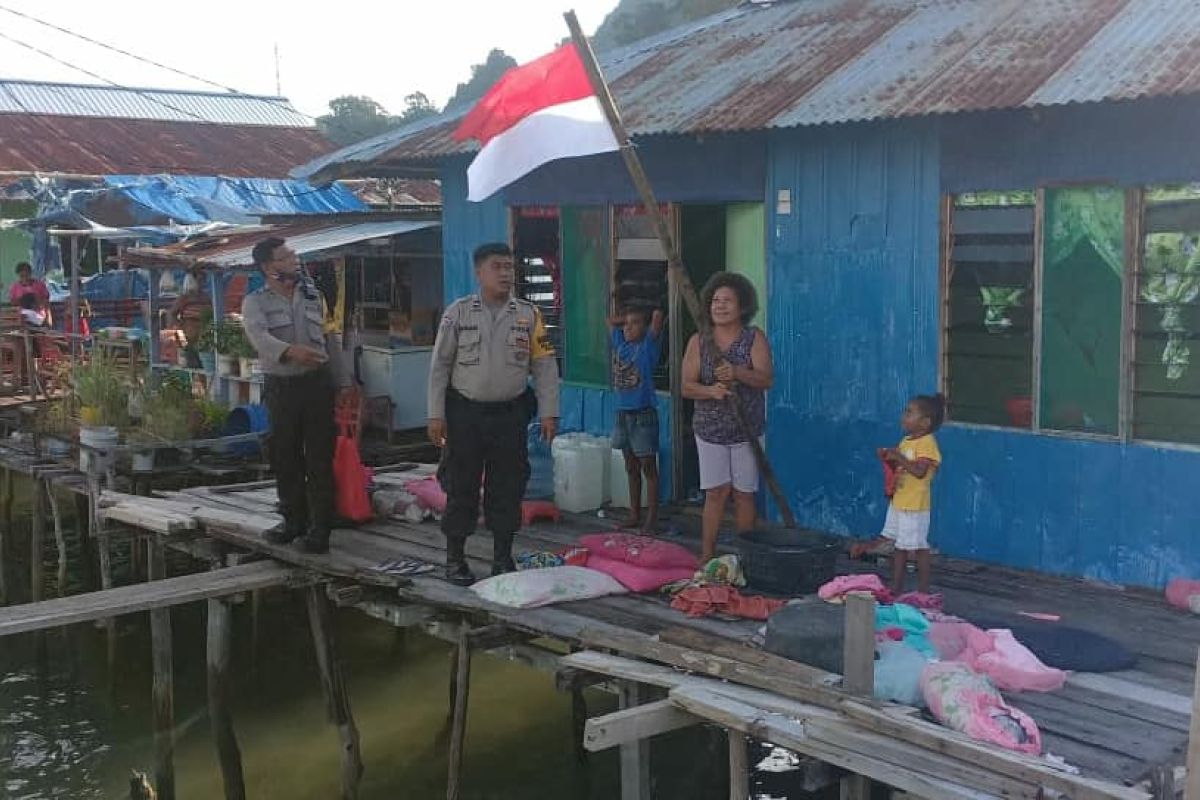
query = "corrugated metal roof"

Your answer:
(0, 114), (333, 178)
(124, 218), (440, 269)
(296, 0), (1200, 180)
(0, 80), (312, 126)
